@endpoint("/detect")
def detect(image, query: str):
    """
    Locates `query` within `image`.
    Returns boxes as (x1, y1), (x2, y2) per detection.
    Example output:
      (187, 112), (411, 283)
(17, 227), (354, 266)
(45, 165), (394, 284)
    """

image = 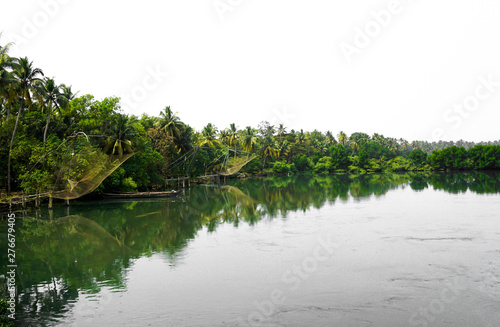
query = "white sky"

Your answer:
(2, 0), (500, 142)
